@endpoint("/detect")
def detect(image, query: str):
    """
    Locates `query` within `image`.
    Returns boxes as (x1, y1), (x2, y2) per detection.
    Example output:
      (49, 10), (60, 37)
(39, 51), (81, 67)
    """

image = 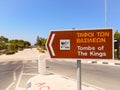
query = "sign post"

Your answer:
(77, 60), (81, 90)
(46, 28), (113, 90)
